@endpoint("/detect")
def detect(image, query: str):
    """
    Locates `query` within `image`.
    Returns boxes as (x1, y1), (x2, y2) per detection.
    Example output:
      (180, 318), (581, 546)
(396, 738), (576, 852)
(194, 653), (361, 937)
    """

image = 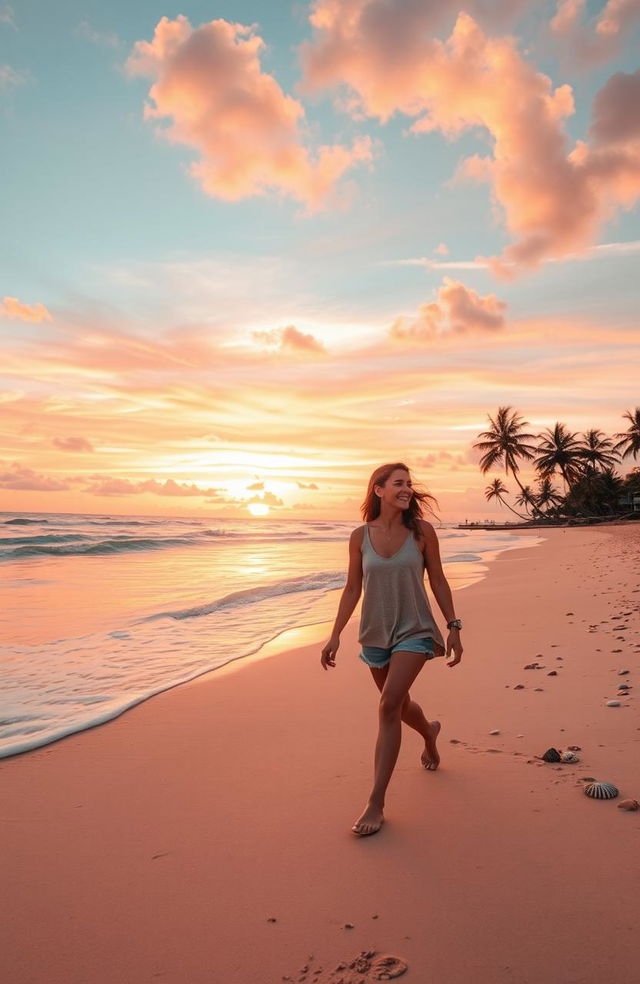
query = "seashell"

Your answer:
(584, 781), (619, 800)
(617, 799), (640, 812)
(606, 700), (621, 707)
(561, 751), (580, 763)
(542, 747), (561, 762)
